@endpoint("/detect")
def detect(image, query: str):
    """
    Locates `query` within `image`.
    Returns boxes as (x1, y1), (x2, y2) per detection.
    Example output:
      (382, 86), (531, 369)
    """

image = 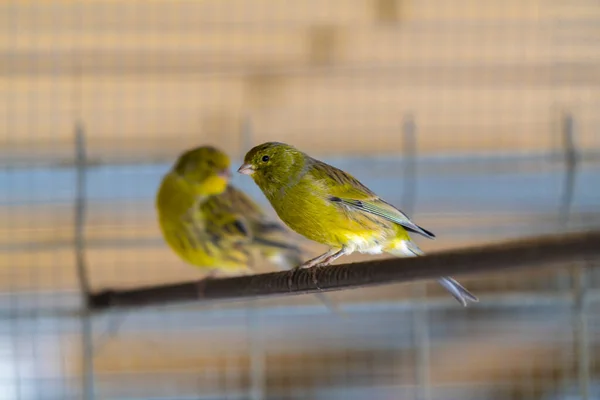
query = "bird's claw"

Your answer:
(297, 260), (320, 269)
(310, 268), (321, 289)
(292, 262), (323, 289)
